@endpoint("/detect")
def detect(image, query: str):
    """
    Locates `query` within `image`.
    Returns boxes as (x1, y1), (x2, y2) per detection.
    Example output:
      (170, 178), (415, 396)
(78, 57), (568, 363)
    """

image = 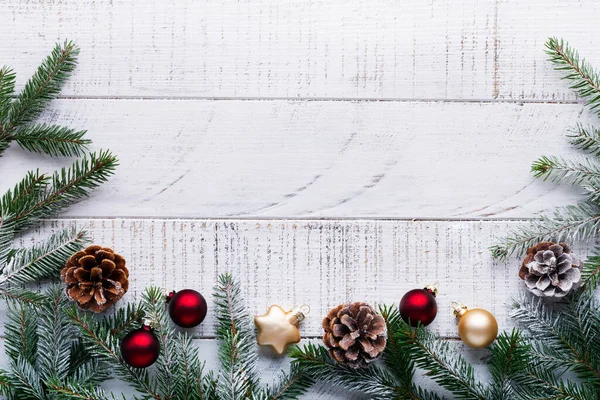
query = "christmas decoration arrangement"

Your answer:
(290, 37), (600, 400)
(0, 37), (599, 400)
(65, 275), (312, 399)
